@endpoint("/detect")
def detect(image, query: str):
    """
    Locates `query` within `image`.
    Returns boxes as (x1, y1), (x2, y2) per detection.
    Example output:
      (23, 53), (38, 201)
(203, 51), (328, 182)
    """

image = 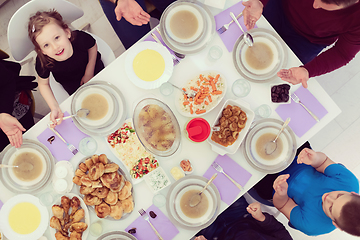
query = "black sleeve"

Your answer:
(0, 60), (17, 114)
(35, 56), (50, 79)
(255, 213), (293, 240)
(72, 30), (96, 50)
